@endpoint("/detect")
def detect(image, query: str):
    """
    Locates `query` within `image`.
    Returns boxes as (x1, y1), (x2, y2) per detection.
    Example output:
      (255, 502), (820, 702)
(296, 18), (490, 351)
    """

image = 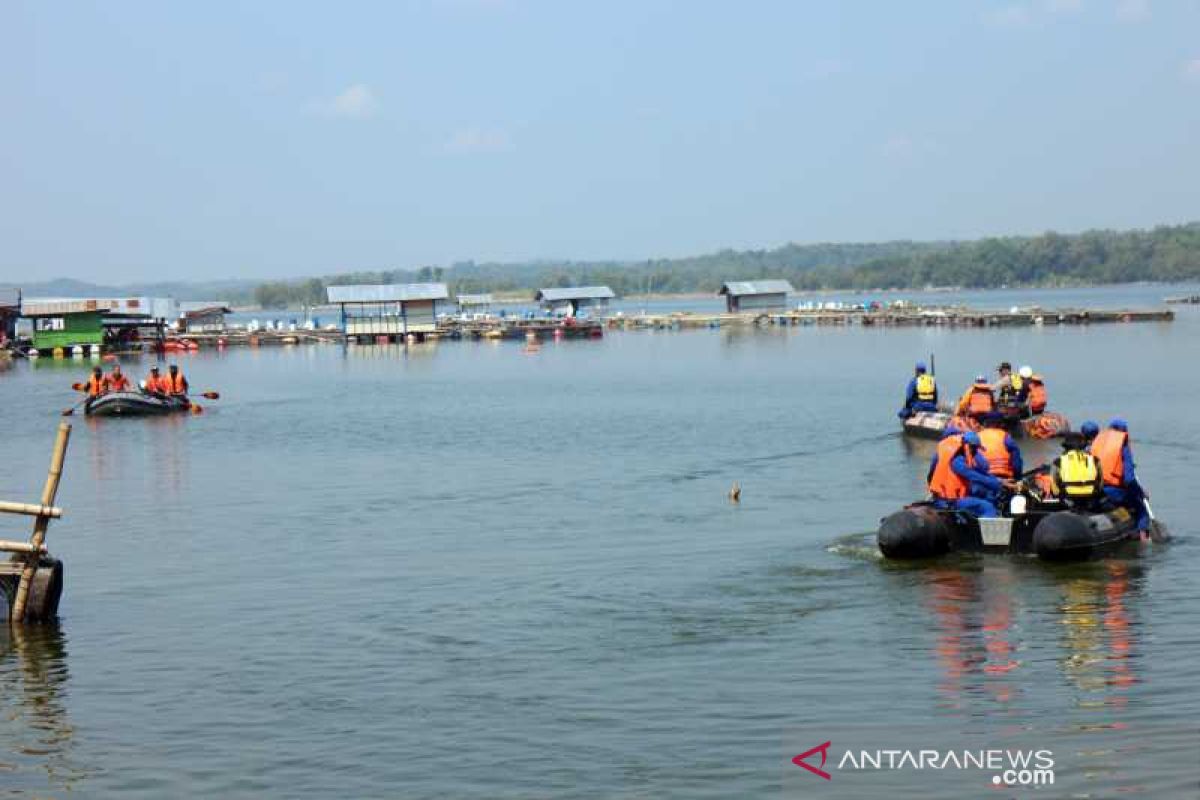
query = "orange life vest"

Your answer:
(968, 383), (994, 415)
(929, 435), (973, 500)
(146, 374), (164, 393)
(164, 372), (188, 394)
(86, 375), (106, 397)
(1027, 377), (1046, 414)
(978, 428), (1013, 478)
(1090, 429), (1128, 487)
(108, 373), (130, 392)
